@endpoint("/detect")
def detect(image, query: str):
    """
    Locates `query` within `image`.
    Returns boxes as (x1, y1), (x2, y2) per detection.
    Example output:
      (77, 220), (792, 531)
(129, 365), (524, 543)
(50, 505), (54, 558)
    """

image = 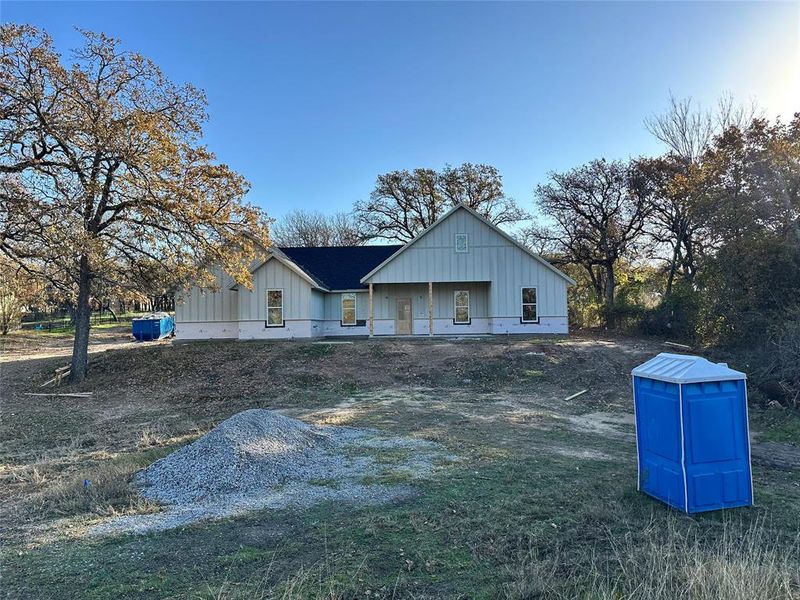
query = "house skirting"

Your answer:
(175, 316), (568, 340)
(238, 319), (319, 340)
(490, 316), (568, 335)
(174, 321), (239, 340)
